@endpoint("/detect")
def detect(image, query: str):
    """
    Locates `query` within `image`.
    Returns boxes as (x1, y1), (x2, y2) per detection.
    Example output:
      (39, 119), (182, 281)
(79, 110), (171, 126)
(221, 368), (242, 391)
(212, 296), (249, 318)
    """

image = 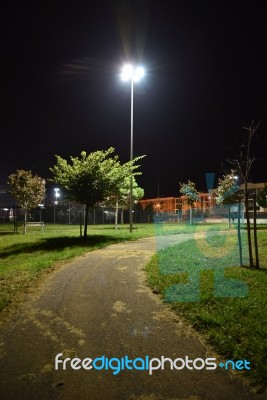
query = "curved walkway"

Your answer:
(0, 236), (265, 400)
